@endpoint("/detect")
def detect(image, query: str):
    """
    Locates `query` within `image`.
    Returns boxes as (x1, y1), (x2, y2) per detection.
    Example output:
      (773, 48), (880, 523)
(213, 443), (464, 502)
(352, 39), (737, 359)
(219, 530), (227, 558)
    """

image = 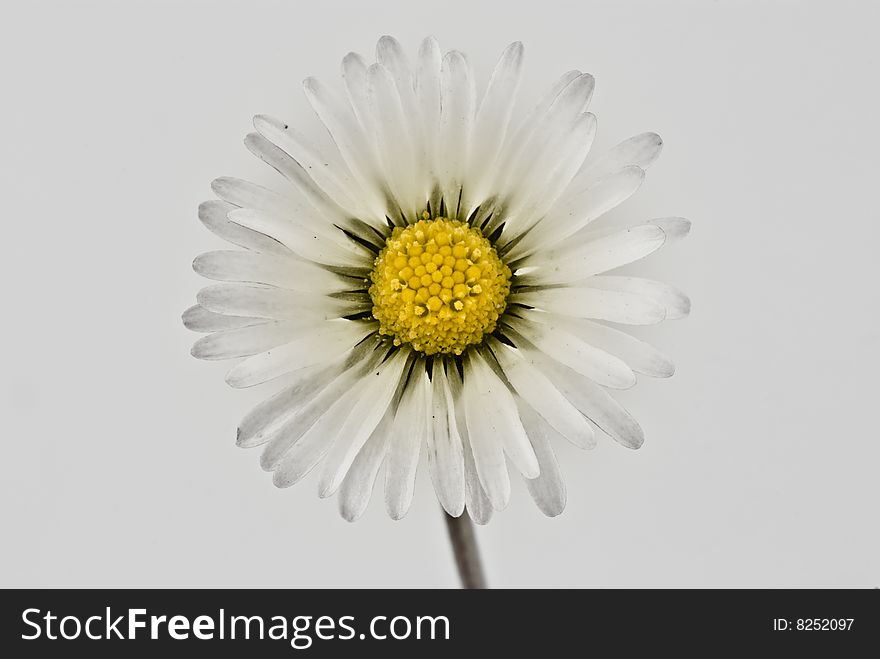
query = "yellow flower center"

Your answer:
(369, 214), (511, 355)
